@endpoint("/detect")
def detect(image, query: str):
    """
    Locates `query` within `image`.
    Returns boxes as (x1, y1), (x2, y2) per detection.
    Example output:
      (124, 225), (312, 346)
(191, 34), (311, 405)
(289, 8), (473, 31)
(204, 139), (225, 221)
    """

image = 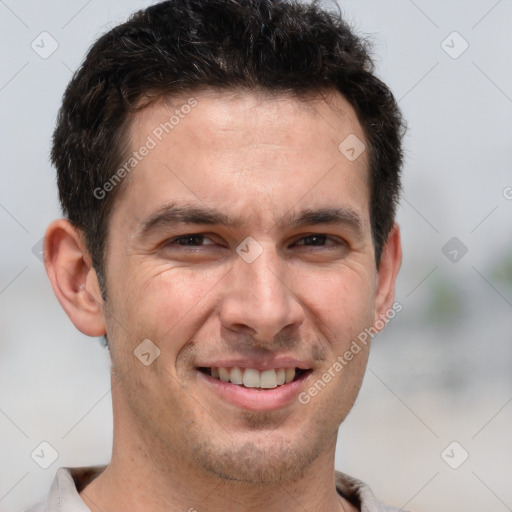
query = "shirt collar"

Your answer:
(30, 466), (395, 512)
